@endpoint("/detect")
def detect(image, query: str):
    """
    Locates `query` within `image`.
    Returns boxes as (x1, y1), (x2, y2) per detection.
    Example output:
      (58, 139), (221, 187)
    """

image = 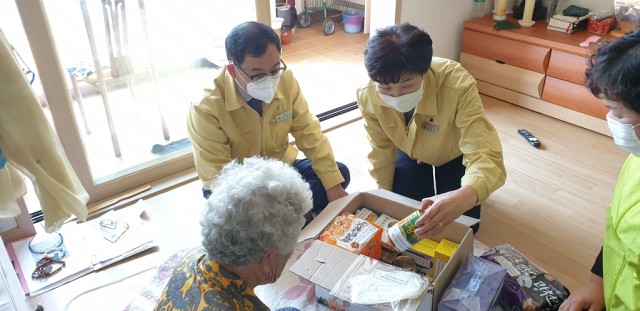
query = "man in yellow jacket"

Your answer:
(560, 29), (640, 311)
(187, 22), (349, 222)
(357, 23), (506, 237)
